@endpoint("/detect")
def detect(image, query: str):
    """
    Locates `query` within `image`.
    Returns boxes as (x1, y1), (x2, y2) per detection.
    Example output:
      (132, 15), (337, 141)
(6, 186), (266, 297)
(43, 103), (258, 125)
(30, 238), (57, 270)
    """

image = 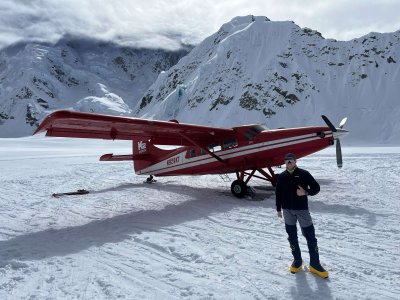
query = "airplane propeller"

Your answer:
(321, 115), (349, 168)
